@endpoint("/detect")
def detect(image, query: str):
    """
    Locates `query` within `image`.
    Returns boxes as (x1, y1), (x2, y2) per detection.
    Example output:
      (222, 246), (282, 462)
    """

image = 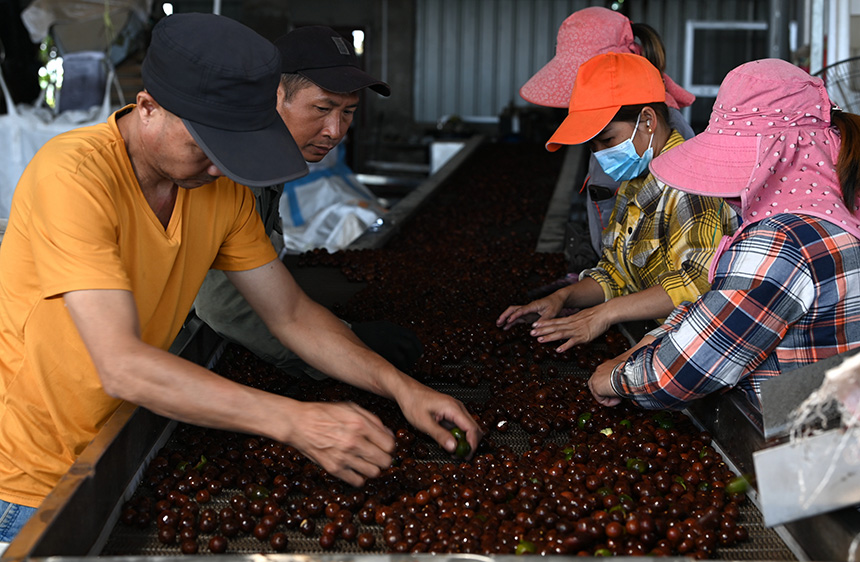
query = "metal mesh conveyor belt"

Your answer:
(99, 347), (796, 560)
(103, 141), (793, 559)
(9, 141), (803, 561)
